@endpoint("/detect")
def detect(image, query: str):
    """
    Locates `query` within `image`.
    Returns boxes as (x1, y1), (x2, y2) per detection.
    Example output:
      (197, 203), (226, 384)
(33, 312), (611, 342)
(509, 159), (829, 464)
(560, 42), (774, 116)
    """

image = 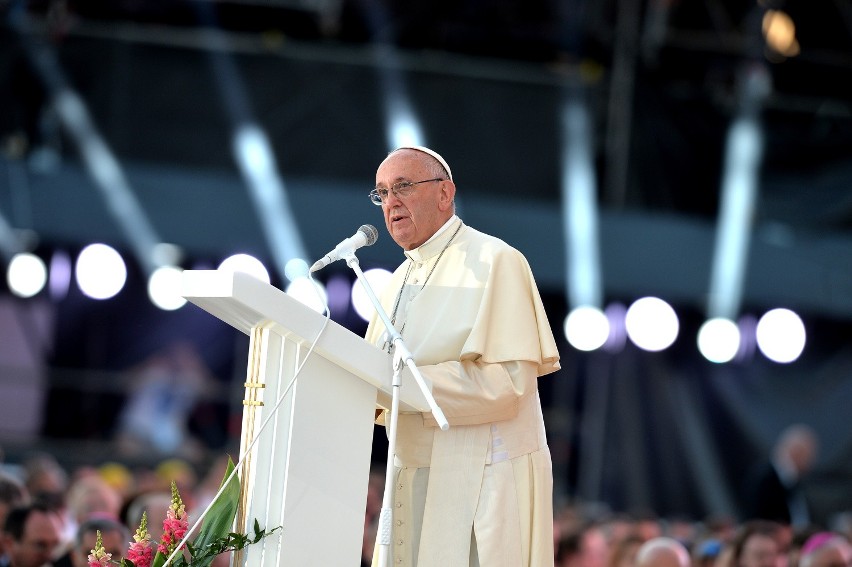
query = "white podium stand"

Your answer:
(182, 270), (430, 567)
